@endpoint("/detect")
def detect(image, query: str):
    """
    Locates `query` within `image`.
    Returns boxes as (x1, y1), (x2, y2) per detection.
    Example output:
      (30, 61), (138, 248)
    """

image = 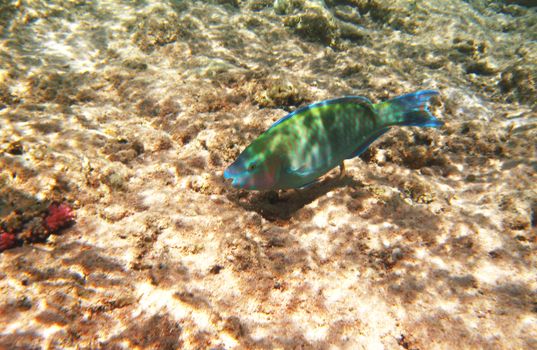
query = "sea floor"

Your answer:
(0, 1), (536, 349)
